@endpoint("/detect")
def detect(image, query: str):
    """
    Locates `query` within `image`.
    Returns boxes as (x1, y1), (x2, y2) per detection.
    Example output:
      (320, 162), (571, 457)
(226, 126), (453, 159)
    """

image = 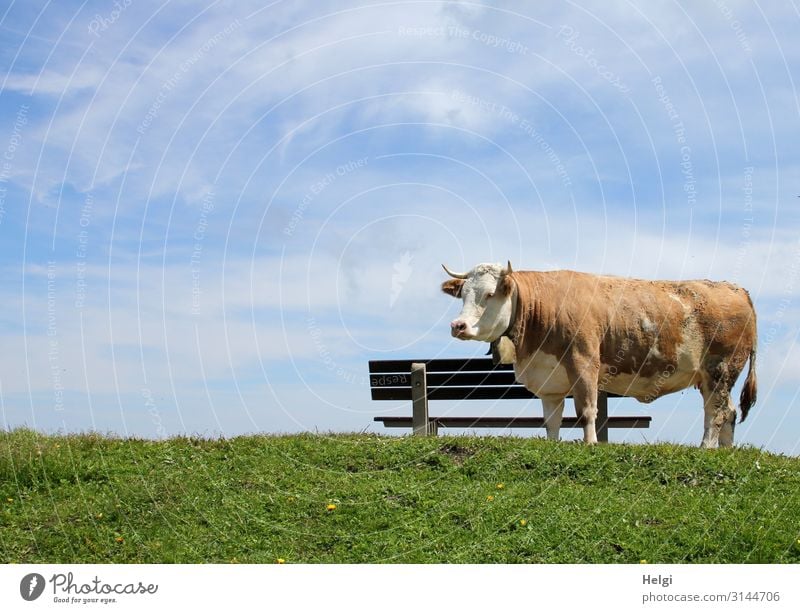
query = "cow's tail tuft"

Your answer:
(739, 347), (757, 423)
